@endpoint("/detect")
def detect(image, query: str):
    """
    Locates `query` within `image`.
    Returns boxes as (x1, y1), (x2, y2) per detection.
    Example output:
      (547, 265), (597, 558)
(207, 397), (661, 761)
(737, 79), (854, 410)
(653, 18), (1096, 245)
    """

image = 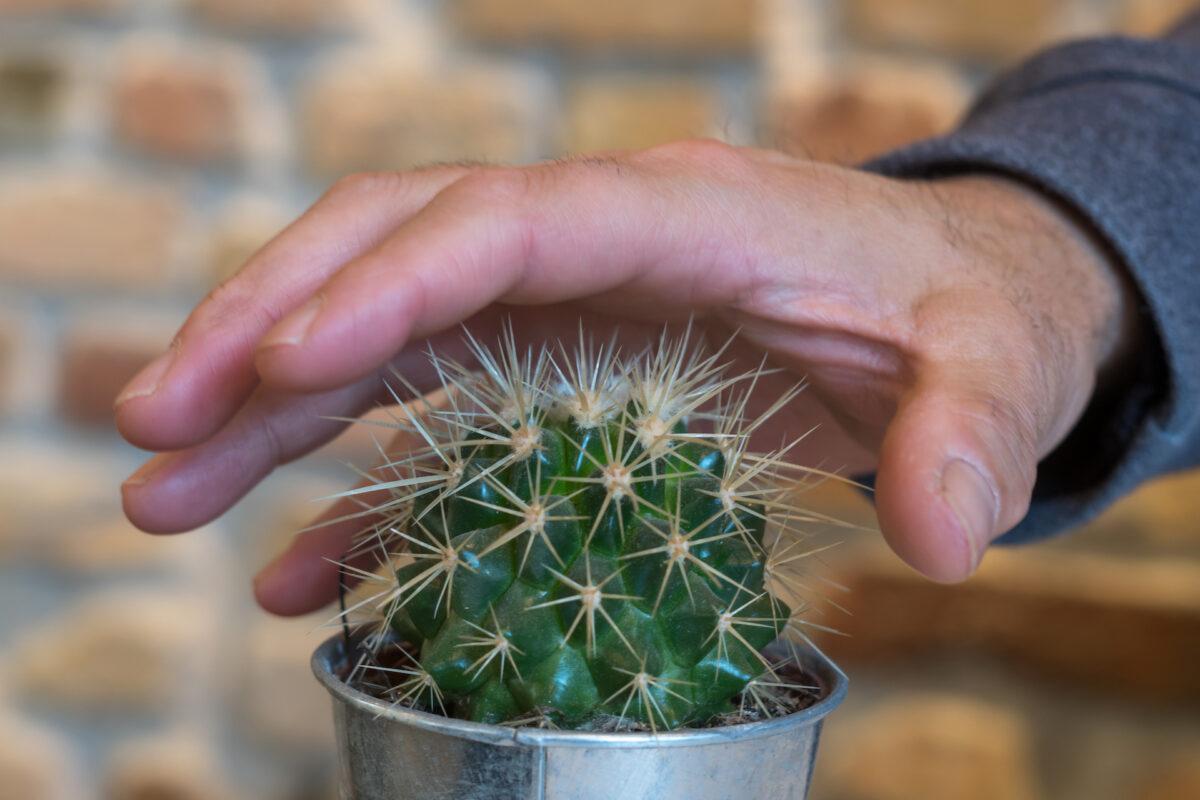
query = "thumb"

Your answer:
(874, 361), (1042, 582)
